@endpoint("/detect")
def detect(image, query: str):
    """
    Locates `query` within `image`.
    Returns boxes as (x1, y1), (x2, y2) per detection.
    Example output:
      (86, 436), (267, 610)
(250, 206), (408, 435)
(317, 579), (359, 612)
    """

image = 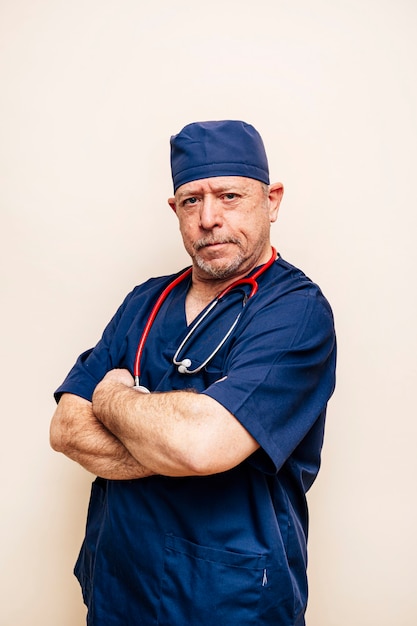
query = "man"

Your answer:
(50, 120), (336, 625)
